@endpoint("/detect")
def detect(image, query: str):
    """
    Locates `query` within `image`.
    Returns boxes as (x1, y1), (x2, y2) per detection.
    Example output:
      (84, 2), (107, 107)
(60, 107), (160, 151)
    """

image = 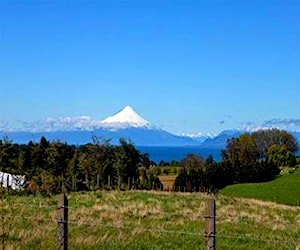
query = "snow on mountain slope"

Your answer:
(181, 132), (216, 143)
(241, 119), (300, 132)
(0, 106), (154, 132)
(100, 106), (153, 129)
(0, 116), (102, 132)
